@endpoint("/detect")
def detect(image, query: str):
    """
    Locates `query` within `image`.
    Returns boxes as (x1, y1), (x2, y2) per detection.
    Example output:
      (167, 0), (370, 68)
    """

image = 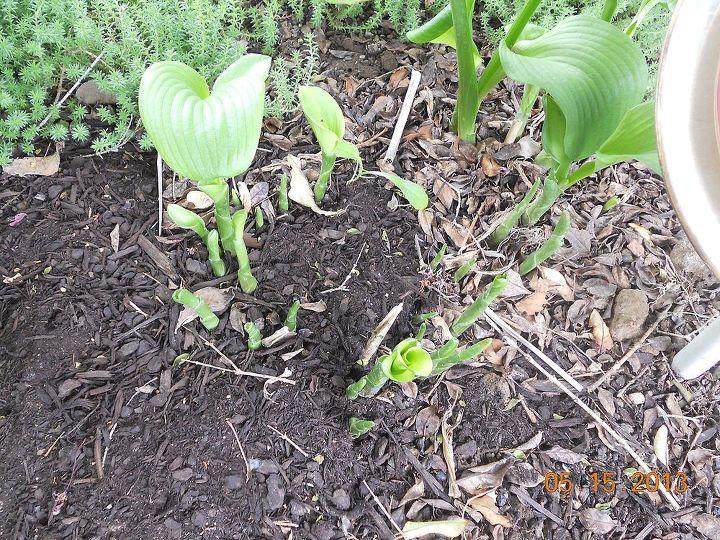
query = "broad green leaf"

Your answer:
(348, 417), (375, 438)
(139, 55), (270, 182)
(298, 85), (346, 156)
(541, 95), (568, 169)
(500, 15), (648, 162)
(368, 171), (429, 210)
(402, 519), (468, 539)
(596, 101), (660, 173)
